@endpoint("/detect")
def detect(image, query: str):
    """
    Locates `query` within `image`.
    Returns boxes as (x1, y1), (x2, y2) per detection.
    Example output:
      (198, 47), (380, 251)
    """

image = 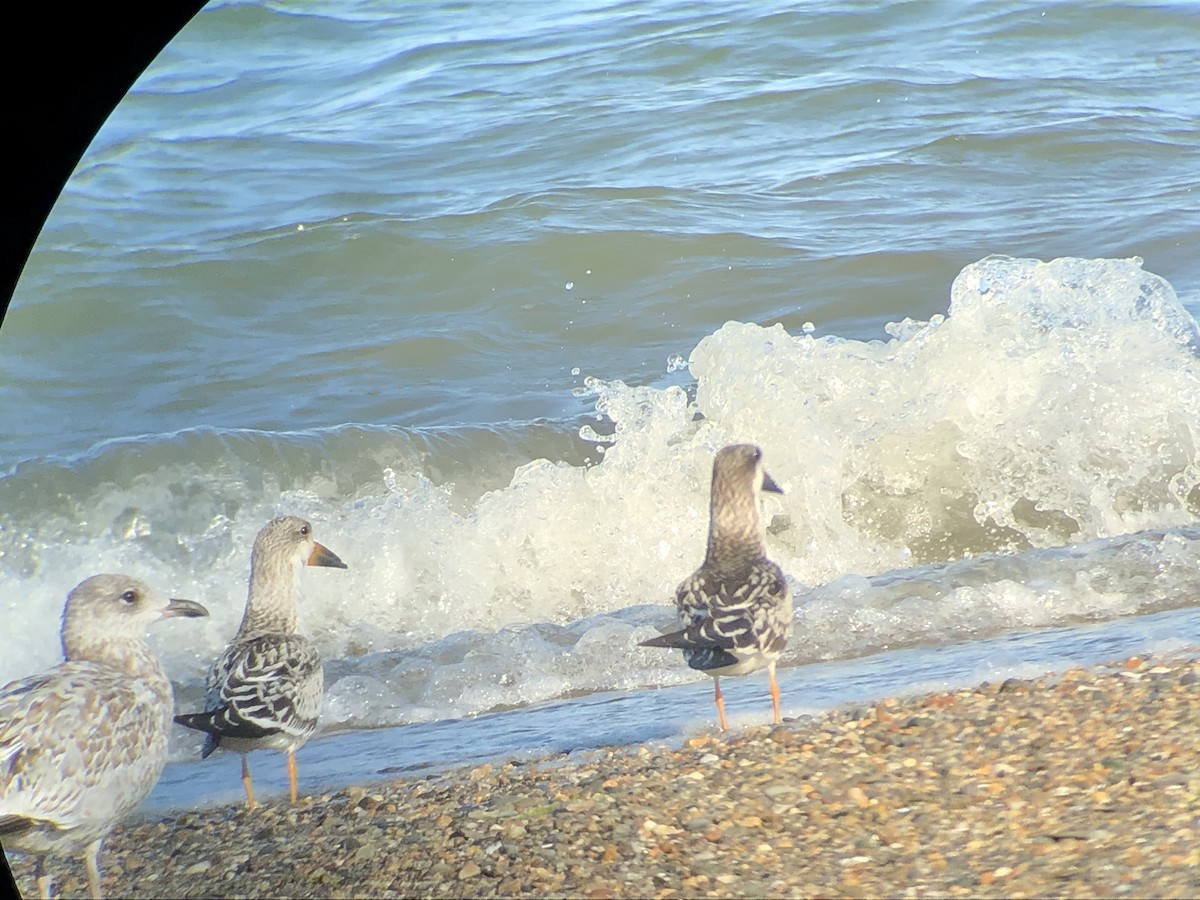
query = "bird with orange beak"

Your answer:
(175, 515), (346, 807)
